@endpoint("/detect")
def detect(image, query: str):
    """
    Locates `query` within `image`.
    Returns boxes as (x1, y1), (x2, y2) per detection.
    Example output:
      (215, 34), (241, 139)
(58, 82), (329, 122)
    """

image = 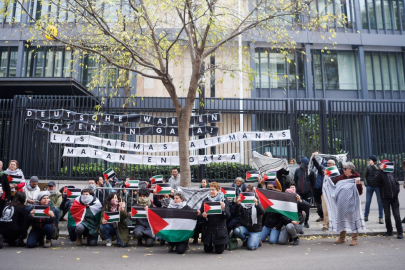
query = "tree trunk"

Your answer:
(120, 70), (131, 178)
(177, 108), (193, 187)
